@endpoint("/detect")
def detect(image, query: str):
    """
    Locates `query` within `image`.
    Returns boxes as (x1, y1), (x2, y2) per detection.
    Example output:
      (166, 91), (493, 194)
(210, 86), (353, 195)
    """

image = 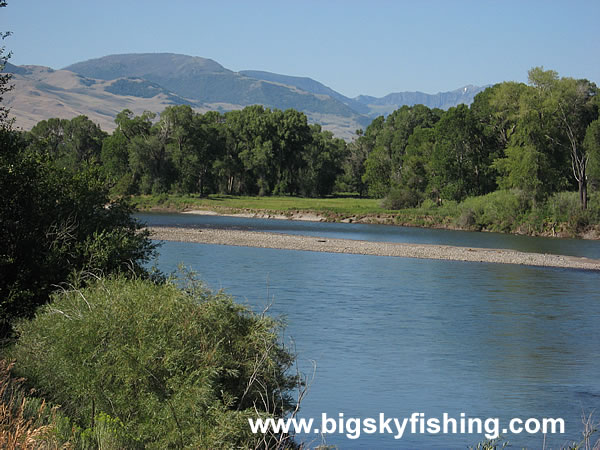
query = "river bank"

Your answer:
(174, 207), (600, 240)
(132, 192), (600, 240)
(147, 226), (600, 271)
